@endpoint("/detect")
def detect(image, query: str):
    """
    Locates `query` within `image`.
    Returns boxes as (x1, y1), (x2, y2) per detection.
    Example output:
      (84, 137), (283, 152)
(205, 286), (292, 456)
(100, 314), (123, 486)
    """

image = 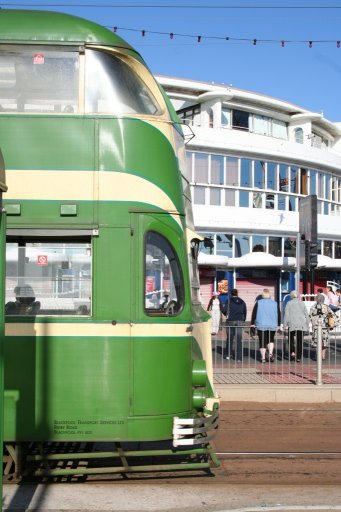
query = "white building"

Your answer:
(157, 75), (341, 318)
